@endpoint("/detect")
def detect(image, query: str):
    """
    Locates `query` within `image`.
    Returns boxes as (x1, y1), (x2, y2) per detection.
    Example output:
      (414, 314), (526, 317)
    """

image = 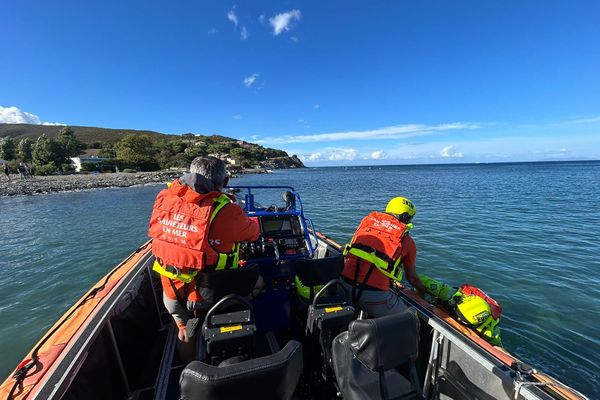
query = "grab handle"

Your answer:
(205, 294), (254, 329)
(312, 279), (351, 308)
